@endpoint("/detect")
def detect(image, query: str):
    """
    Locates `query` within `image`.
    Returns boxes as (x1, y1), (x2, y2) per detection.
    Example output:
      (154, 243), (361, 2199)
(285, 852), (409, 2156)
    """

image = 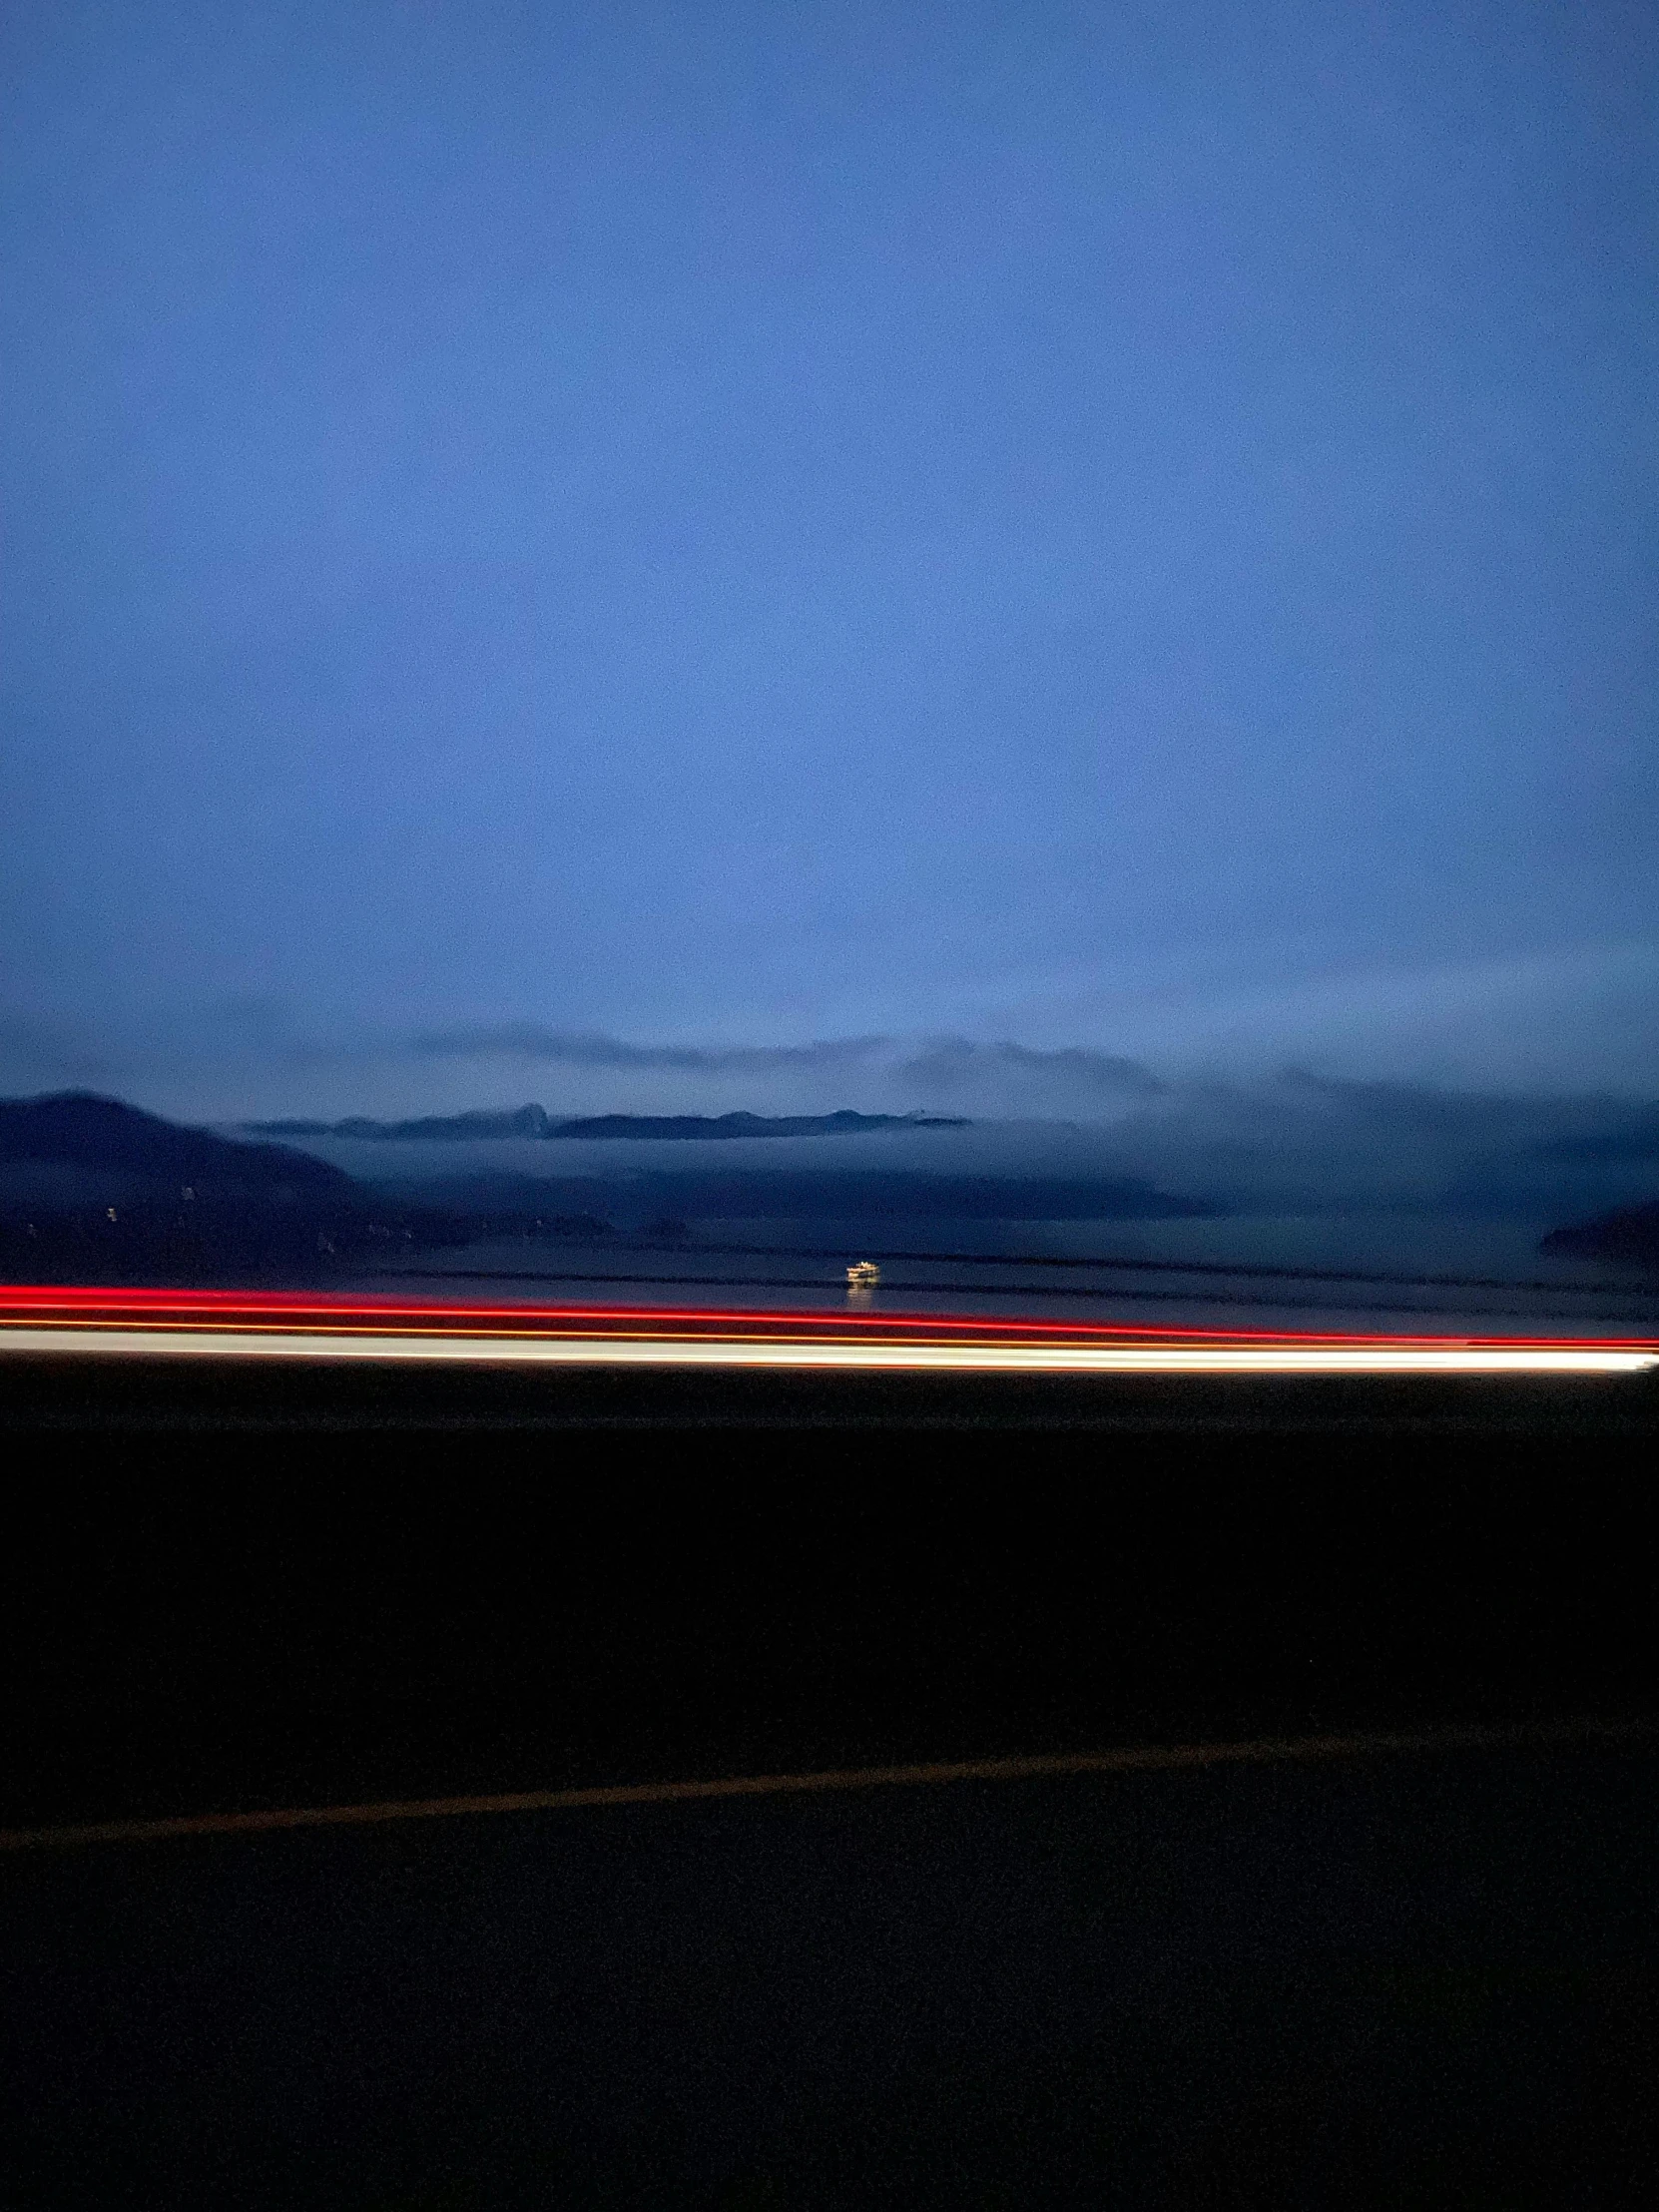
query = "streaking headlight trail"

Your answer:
(1, 1287), (1654, 1374)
